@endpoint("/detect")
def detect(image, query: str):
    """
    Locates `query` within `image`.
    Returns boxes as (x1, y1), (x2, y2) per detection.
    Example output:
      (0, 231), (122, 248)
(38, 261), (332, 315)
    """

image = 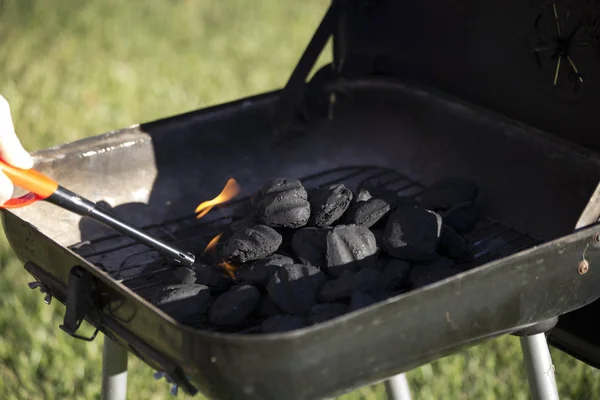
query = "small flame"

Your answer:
(218, 260), (237, 280)
(203, 233), (223, 255)
(195, 178), (240, 219)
